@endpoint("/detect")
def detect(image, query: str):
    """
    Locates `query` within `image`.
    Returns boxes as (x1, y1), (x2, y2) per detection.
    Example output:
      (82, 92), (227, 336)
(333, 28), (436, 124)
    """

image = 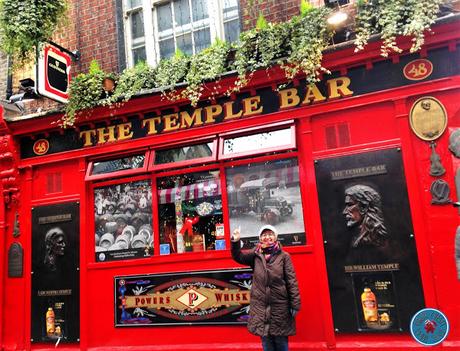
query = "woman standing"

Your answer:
(231, 225), (301, 351)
